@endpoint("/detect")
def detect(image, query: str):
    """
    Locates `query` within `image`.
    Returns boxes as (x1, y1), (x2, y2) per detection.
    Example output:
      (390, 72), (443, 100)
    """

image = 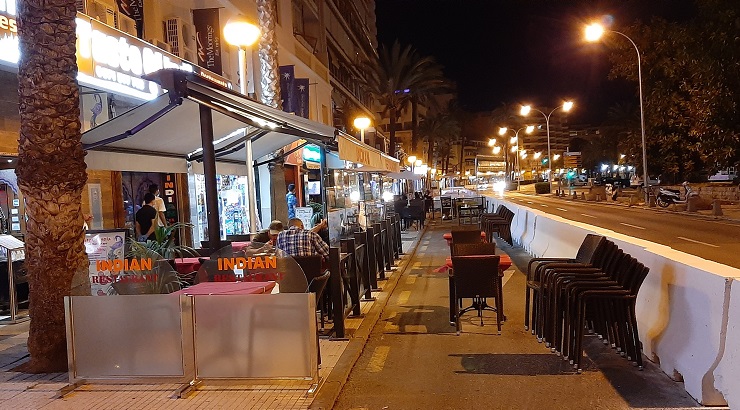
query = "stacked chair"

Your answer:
(525, 234), (650, 373)
(481, 205), (515, 245)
